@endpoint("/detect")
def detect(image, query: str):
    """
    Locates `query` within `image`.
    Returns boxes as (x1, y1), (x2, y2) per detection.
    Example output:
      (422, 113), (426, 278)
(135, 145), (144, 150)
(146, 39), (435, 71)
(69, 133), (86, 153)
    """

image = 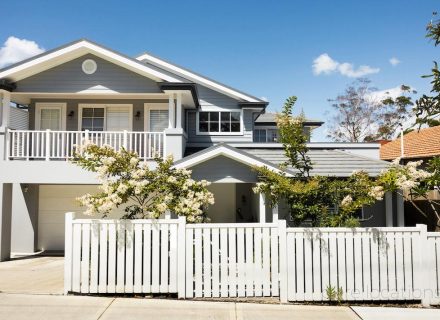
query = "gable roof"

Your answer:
(175, 143), (389, 177)
(380, 126), (440, 160)
(0, 39), (180, 83)
(173, 143), (289, 175)
(136, 51), (266, 103)
(0, 39), (266, 104)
